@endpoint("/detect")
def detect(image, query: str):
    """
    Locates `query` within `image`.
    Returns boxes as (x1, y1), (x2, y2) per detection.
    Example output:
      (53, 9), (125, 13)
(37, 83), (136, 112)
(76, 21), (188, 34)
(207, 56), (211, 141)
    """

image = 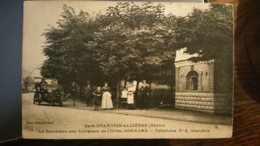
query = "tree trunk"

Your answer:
(116, 75), (121, 108)
(135, 81), (140, 97)
(148, 81), (152, 107)
(148, 81), (152, 99)
(80, 85), (83, 101)
(170, 60), (175, 107)
(135, 80), (140, 108)
(123, 79), (127, 89)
